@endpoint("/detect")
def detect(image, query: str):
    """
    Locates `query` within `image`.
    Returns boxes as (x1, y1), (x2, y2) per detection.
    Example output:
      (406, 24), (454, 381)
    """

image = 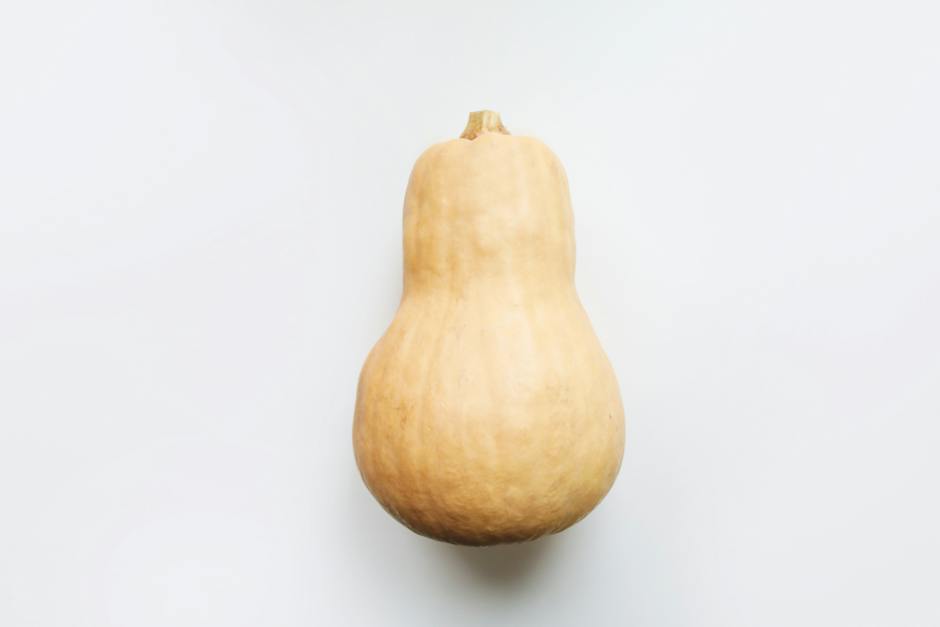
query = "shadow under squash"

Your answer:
(438, 534), (558, 588)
